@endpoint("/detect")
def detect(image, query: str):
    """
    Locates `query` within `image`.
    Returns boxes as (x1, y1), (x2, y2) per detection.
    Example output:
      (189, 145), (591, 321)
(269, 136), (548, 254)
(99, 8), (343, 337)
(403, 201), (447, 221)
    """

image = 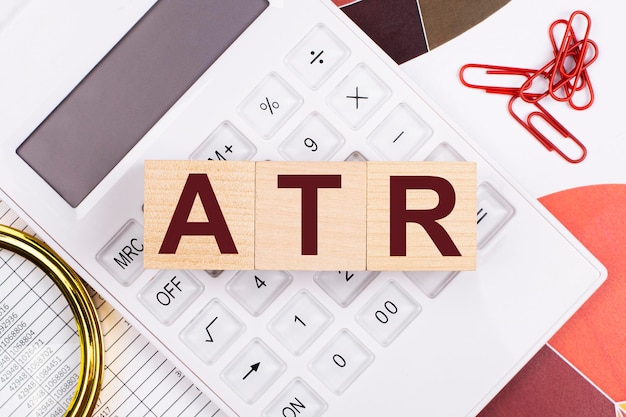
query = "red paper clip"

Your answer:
(459, 64), (539, 96)
(508, 96), (587, 163)
(518, 40), (597, 106)
(459, 10), (596, 163)
(544, 12), (597, 109)
(550, 11), (592, 94)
